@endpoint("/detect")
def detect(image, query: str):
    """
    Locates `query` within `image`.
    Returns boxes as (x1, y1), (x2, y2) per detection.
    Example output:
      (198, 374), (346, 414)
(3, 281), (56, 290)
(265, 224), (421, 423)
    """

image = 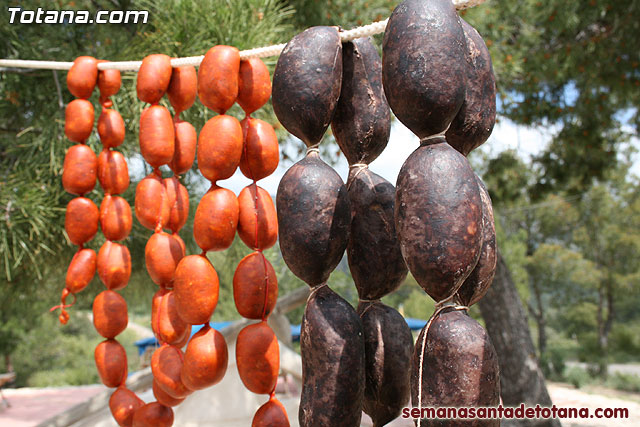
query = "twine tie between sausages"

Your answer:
(307, 282), (328, 301)
(357, 298), (380, 317)
(416, 292), (469, 425)
(419, 126), (450, 146)
(346, 163), (369, 190)
(305, 146), (320, 156)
